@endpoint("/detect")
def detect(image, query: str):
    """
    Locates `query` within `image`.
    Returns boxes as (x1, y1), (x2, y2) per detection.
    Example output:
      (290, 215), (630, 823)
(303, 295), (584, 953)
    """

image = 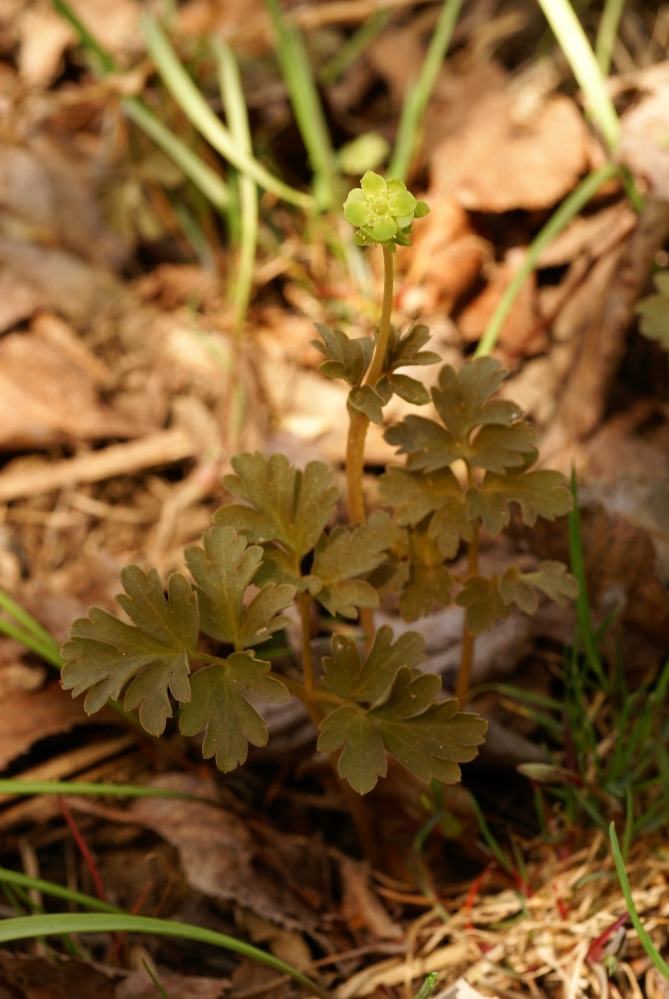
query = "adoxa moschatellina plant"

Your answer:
(60, 171), (577, 830)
